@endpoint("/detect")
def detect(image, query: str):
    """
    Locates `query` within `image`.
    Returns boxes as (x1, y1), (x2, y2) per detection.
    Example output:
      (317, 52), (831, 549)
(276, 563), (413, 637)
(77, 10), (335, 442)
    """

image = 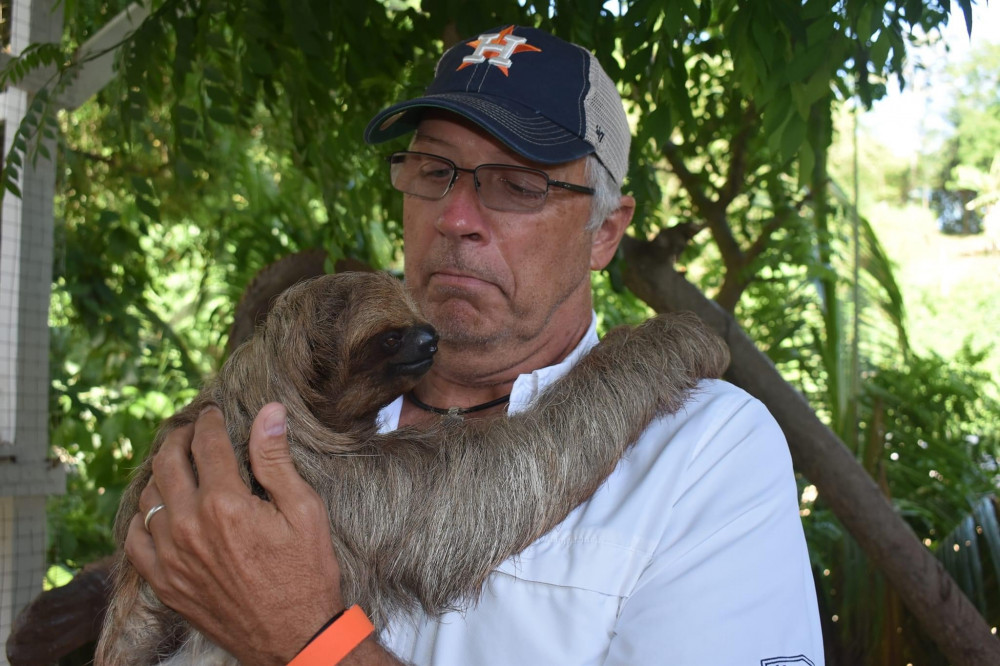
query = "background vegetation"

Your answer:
(3, 0), (998, 662)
